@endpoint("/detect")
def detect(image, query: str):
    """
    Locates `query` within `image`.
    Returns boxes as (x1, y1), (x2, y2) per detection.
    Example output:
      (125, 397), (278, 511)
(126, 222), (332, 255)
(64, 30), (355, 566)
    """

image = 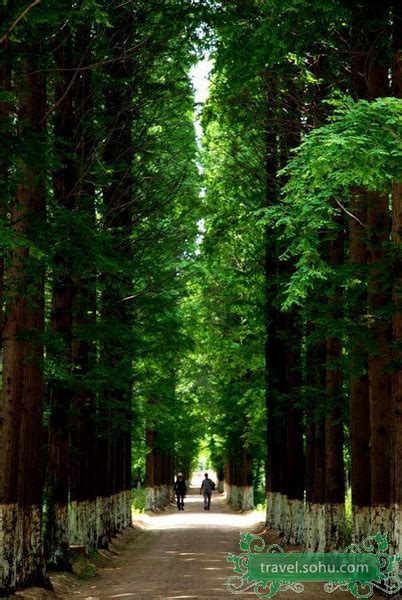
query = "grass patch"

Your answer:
(70, 549), (111, 579)
(132, 487), (146, 514)
(71, 555), (97, 579)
